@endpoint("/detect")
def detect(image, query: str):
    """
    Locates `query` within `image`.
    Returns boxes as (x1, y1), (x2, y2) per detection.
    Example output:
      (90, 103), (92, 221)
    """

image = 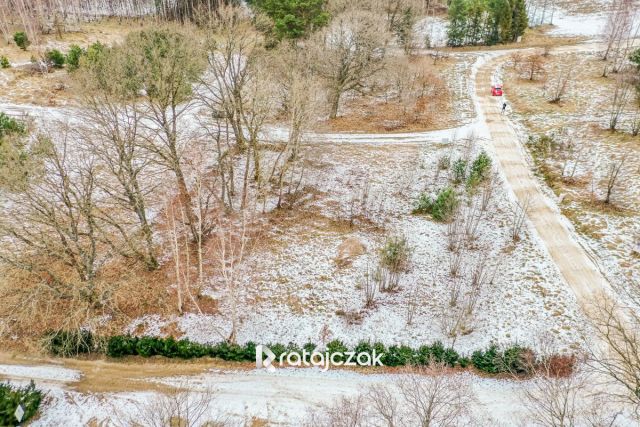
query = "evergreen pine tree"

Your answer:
(466, 0), (488, 45)
(486, 0), (512, 44)
(511, 0), (528, 41)
(447, 0), (468, 47)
